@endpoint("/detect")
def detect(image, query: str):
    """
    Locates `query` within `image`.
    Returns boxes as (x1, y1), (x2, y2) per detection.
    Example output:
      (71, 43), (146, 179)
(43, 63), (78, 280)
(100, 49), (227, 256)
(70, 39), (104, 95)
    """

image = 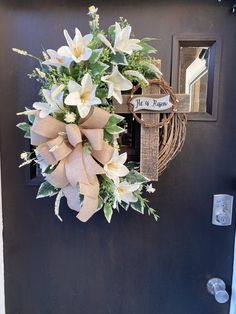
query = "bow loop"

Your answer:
(31, 107), (114, 222)
(81, 129), (104, 150)
(66, 124), (82, 147)
(47, 135), (72, 162)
